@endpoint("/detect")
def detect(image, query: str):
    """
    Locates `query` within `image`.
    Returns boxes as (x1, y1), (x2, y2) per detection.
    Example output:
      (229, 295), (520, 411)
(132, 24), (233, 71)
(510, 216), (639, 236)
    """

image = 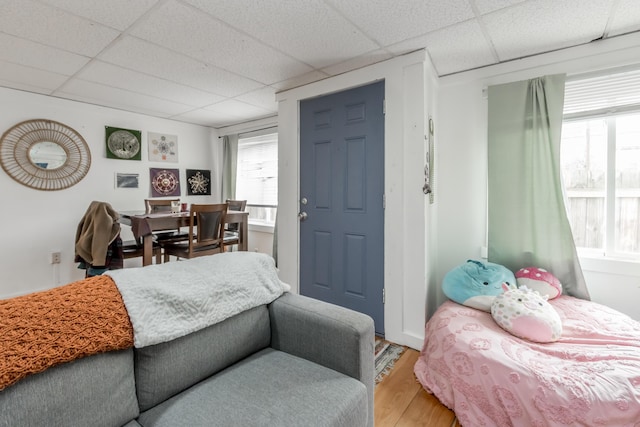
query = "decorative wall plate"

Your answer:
(0, 119), (91, 191)
(106, 126), (141, 160)
(148, 132), (178, 162)
(150, 168), (180, 197)
(186, 169), (211, 195)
